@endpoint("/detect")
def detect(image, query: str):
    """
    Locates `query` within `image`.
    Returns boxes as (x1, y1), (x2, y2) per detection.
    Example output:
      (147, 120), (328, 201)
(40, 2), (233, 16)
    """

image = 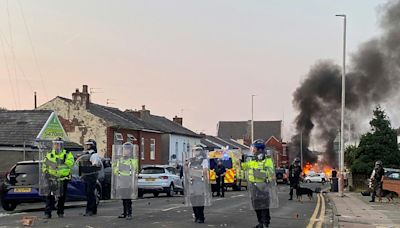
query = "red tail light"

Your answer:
(159, 176), (168, 180)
